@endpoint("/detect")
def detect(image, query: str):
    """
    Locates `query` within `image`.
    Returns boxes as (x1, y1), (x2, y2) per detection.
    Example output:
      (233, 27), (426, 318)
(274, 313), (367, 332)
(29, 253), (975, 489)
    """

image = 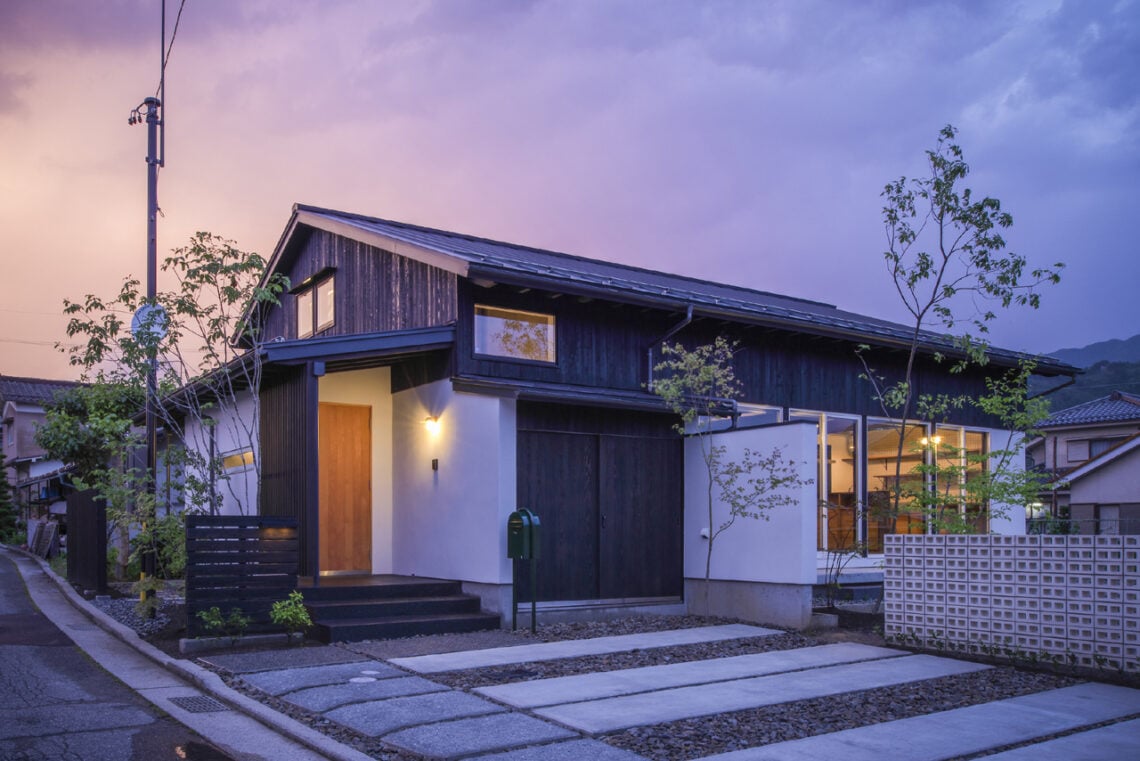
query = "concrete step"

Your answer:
(298, 576), (461, 602)
(307, 594), (484, 621)
(314, 612), (501, 643)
